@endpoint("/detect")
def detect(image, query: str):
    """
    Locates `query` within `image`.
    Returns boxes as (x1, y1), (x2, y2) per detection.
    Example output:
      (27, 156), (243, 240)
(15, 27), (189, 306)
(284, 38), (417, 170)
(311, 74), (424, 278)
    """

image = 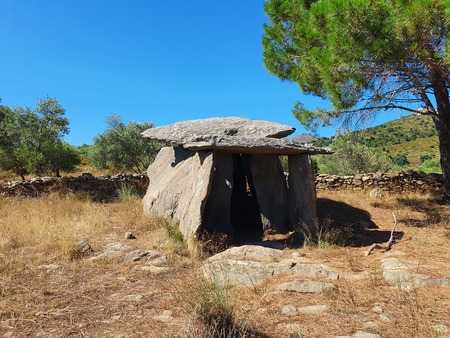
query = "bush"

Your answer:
(315, 134), (393, 175)
(420, 155), (434, 163)
(417, 158), (441, 174)
(89, 114), (164, 174)
(391, 153), (410, 167)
